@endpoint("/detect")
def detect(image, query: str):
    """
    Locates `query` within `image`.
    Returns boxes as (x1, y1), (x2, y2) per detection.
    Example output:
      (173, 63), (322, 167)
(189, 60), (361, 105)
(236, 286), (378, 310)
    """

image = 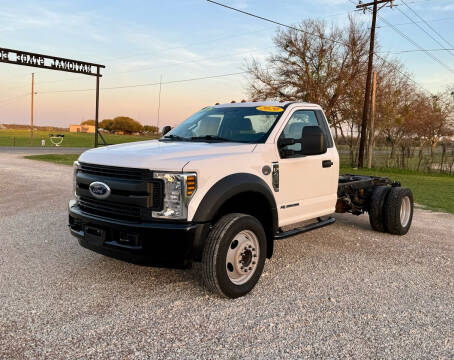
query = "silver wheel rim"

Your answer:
(226, 230), (259, 285)
(400, 196), (411, 227)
